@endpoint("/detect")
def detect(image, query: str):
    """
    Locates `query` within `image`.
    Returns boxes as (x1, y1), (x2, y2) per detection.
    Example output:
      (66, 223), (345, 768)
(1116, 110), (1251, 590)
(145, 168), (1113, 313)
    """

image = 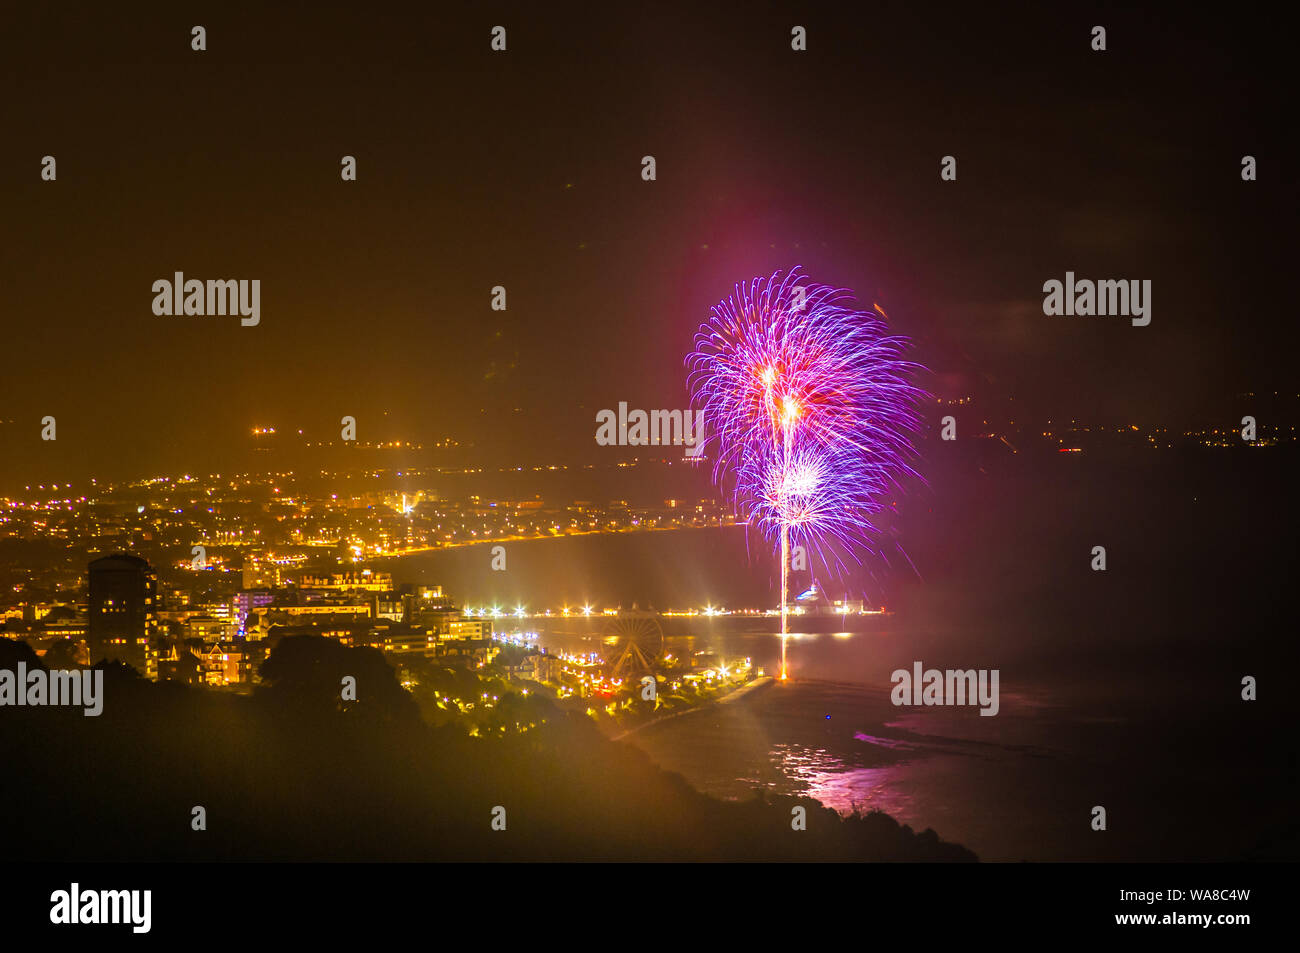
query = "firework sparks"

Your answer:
(686, 267), (927, 679)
